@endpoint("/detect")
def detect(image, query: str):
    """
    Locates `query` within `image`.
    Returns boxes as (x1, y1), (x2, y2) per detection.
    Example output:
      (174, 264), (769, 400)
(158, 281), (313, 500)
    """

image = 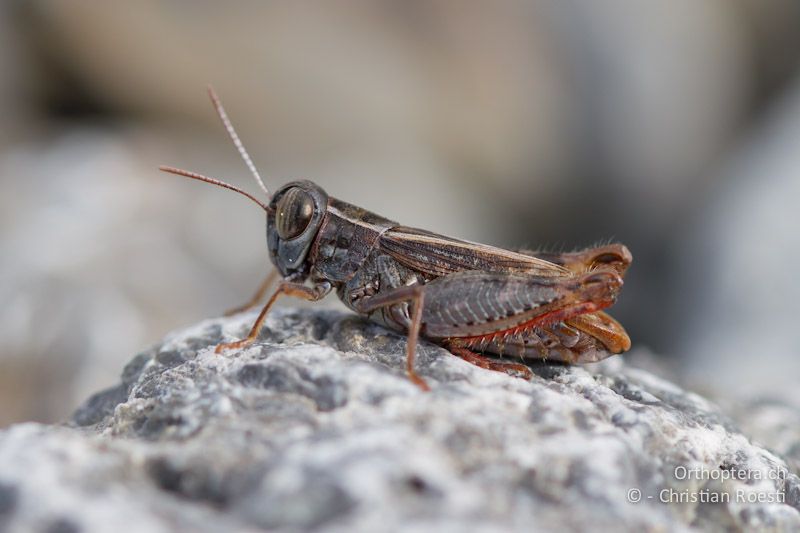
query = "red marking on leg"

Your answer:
(448, 346), (533, 380)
